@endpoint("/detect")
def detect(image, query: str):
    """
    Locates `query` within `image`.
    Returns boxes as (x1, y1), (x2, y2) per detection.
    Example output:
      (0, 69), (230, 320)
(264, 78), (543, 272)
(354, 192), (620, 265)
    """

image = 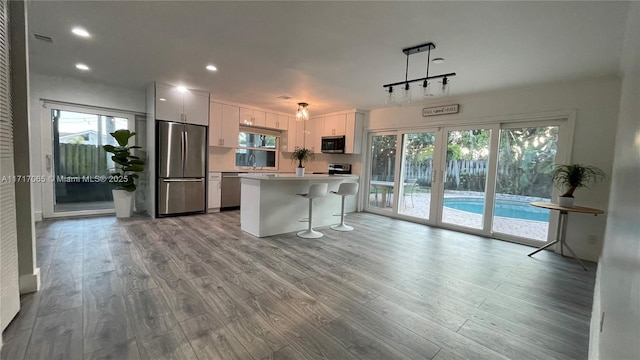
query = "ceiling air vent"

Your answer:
(276, 95), (292, 100)
(34, 34), (53, 43)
